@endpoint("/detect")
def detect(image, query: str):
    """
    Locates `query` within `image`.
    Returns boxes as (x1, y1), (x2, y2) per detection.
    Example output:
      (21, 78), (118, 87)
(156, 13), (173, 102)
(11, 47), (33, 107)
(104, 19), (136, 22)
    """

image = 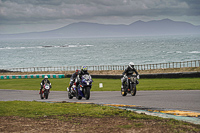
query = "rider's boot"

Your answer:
(39, 85), (43, 94)
(121, 81), (125, 89)
(39, 88), (42, 94)
(68, 85), (72, 94)
(69, 87), (71, 94)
